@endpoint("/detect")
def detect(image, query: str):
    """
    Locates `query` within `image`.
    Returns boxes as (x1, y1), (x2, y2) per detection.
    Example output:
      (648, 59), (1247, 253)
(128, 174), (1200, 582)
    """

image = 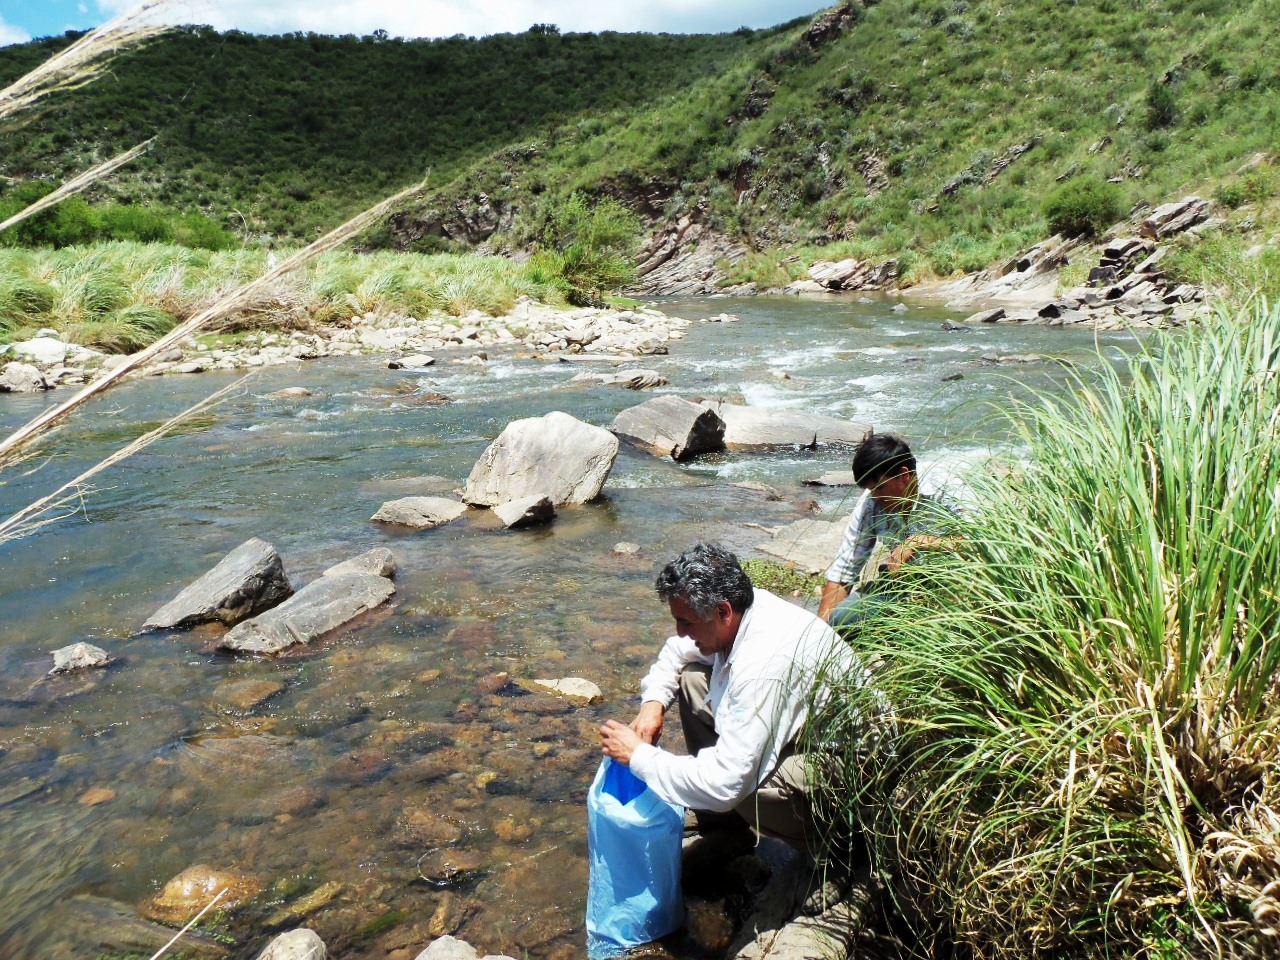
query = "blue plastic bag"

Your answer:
(586, 758), (684, 959)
